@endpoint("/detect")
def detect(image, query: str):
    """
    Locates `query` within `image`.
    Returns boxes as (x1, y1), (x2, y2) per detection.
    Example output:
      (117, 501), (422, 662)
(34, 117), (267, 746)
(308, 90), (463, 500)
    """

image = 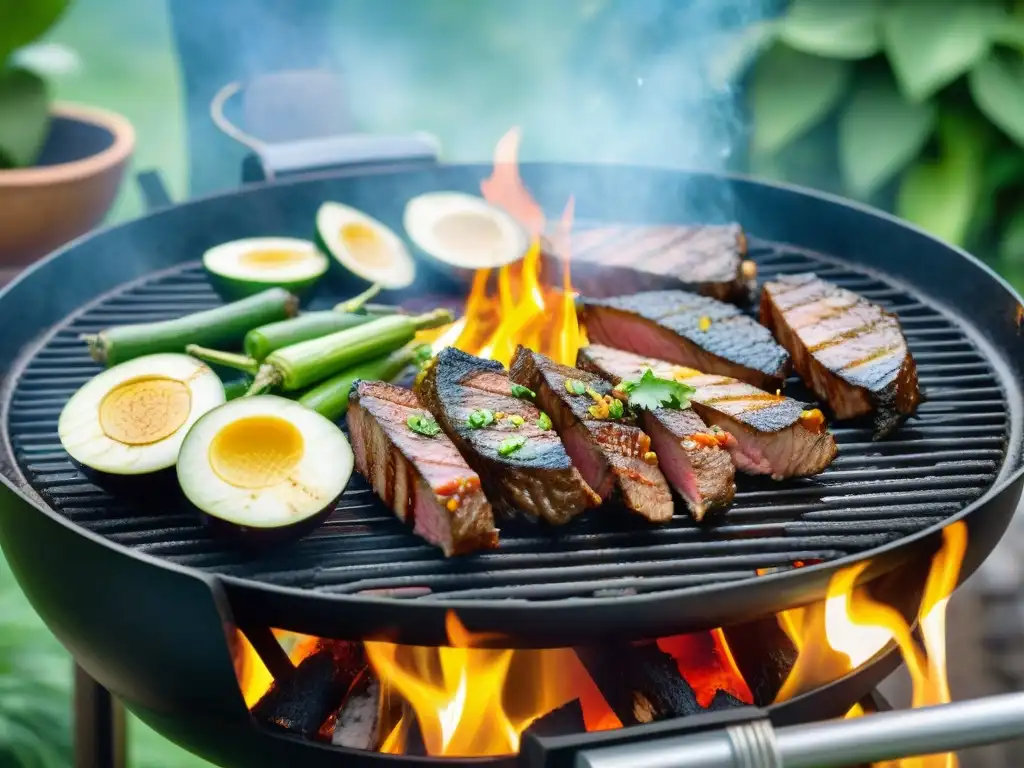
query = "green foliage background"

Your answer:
(745, 0), (1024, 286)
